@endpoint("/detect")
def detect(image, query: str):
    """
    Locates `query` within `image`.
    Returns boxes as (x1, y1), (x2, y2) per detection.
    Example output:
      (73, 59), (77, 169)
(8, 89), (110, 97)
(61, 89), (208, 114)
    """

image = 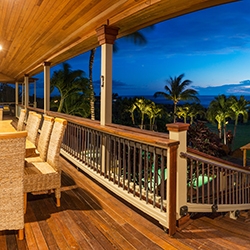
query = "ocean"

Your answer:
(121, 95), (250, 108)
